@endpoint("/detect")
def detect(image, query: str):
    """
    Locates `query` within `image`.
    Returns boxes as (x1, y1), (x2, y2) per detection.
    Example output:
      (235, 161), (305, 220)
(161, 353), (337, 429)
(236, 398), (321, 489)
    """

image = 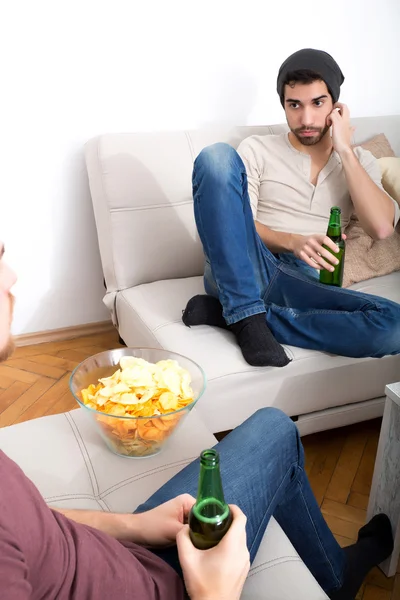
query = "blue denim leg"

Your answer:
(135, 408), (345, 595)
(193, 142), (277, 324)
(277, 252), (320, 281)
(263, 259), (400, 357)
